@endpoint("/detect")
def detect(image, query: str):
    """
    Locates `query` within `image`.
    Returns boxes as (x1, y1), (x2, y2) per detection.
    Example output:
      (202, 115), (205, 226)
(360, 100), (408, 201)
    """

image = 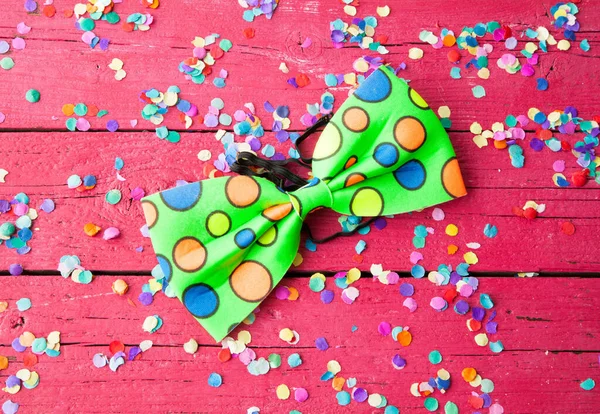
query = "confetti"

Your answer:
(25, 89), (40, 103)
(580, 378), (595, 391)
(471, 85), (486, 98)
(16, 298), (31, 312)
(208, 372), (222, 387)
